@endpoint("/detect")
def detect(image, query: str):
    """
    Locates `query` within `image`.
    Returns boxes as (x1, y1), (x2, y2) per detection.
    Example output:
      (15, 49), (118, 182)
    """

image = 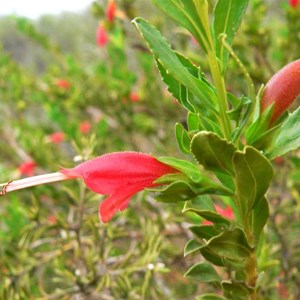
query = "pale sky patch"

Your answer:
(0, 0), (93, 19)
